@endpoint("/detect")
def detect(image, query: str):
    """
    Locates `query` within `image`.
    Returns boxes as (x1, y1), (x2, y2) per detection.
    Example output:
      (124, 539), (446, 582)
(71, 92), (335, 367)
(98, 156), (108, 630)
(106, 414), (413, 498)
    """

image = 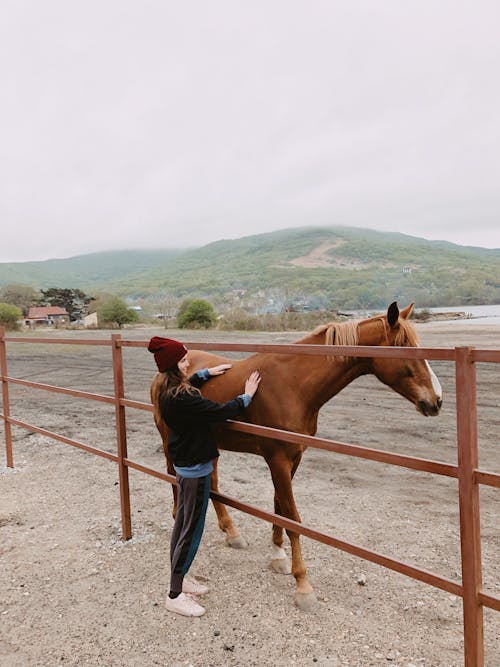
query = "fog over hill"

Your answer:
(1, 227), (499, 310)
